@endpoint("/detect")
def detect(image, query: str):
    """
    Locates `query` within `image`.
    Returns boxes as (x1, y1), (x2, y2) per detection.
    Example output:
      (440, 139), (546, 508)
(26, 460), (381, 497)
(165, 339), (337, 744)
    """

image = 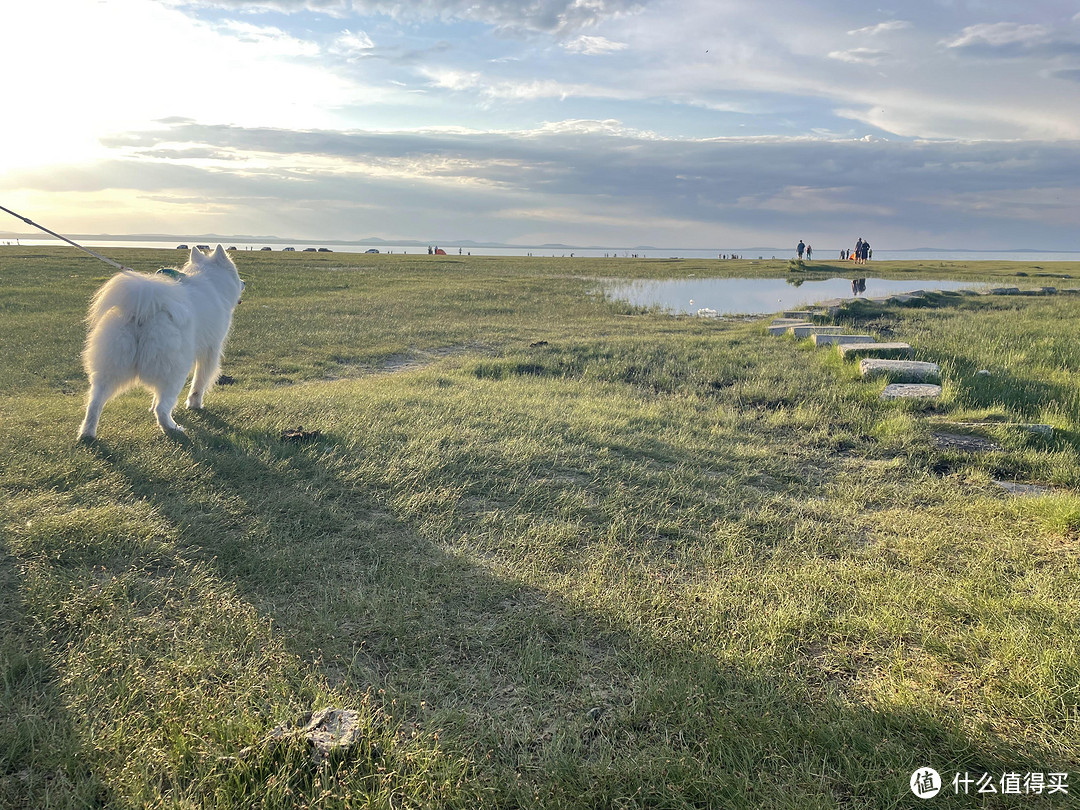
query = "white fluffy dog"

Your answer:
(78, 245), (244, 439)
